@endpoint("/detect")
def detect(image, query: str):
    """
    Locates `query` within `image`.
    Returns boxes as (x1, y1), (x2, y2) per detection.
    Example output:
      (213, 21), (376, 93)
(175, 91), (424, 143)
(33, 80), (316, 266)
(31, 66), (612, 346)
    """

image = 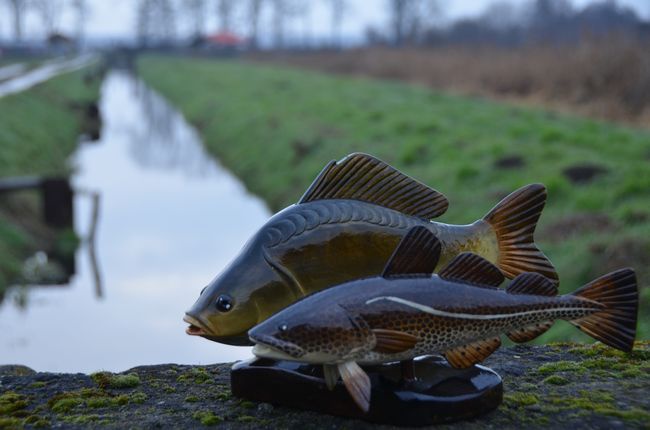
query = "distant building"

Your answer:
(191, 31), (245, 55)
(47, 32), (77, 55)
